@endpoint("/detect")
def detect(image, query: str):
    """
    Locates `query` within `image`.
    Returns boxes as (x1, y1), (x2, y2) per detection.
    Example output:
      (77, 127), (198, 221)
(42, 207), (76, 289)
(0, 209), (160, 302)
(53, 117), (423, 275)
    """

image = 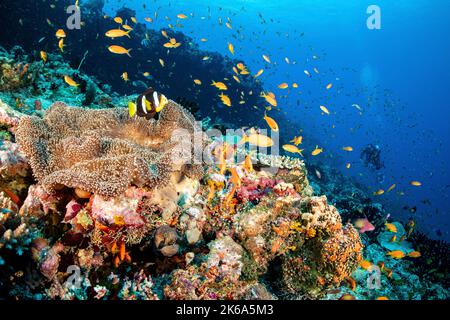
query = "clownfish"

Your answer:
(128, 88), (168, 119)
